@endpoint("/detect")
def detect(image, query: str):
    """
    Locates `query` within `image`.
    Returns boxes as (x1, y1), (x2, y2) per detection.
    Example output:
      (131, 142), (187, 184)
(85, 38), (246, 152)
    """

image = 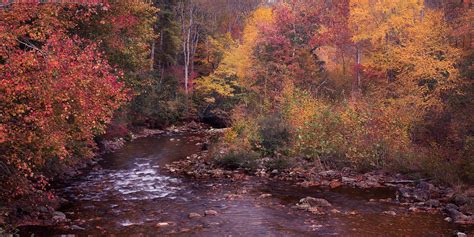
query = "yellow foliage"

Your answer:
(195, 7), (273, 98)
(236, 7), (273, 82)
(350, 0), (423, 44)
